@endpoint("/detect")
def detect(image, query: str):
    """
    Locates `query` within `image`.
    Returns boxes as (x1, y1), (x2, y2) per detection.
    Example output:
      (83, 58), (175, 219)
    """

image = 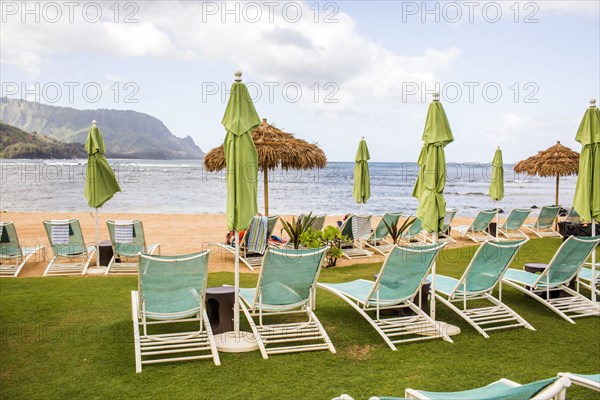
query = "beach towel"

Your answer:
(114, 220), (134, 244)
(247, 216), (268, 254)
(51, 221), (70, 244)
(352, 215), (372, 240)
